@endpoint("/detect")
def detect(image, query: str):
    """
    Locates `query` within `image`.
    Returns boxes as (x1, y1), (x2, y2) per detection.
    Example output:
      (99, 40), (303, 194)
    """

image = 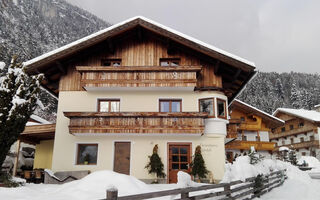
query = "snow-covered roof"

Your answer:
(273, 108), (320, 123)
(315, 104), (320, 108)
(30, 114), (51, 125)
(230, 99), (284, 124)
(24, 16), (255, 70)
